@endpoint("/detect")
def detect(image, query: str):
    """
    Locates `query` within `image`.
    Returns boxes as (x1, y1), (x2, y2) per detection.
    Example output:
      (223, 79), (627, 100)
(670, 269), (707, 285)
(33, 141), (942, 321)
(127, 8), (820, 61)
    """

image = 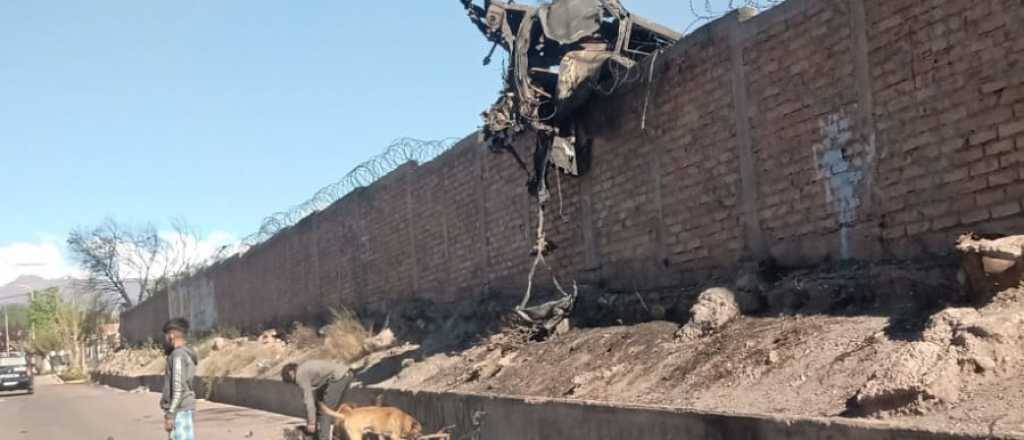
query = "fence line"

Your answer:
(684, 0), (786, 33)
(231, 137), (459, 255)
